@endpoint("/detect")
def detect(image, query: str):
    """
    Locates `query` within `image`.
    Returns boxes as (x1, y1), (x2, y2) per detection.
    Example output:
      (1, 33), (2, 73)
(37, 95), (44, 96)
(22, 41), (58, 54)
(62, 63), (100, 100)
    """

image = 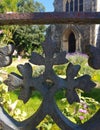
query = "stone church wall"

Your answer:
(47, 0), (100, 53)
(95, 0), (100, 48)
